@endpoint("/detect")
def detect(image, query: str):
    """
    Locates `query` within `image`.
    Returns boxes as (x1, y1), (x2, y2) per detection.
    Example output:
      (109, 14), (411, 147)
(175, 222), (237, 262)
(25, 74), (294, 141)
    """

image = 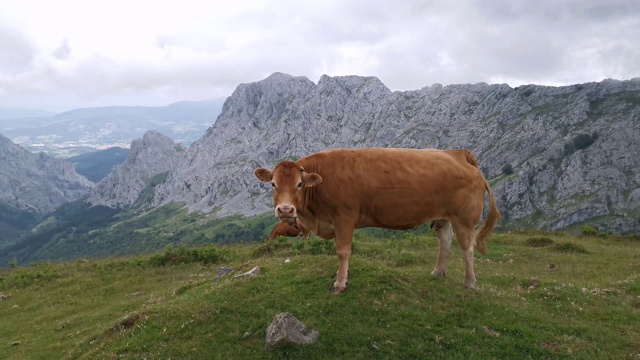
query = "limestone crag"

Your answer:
(0, 133), (93, 213)
(90, 130), (185, 208)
